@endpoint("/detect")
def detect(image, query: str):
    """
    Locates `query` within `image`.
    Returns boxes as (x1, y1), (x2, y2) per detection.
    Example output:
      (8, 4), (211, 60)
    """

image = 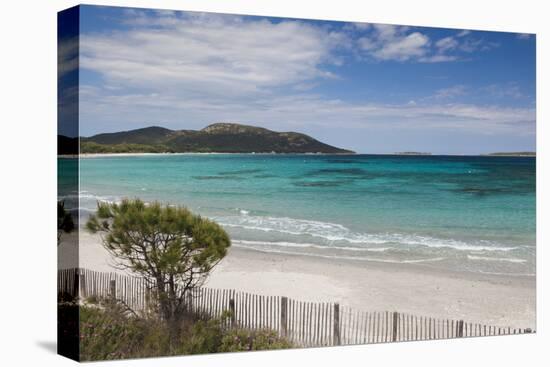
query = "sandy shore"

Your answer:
(60, 231), (536, 329)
